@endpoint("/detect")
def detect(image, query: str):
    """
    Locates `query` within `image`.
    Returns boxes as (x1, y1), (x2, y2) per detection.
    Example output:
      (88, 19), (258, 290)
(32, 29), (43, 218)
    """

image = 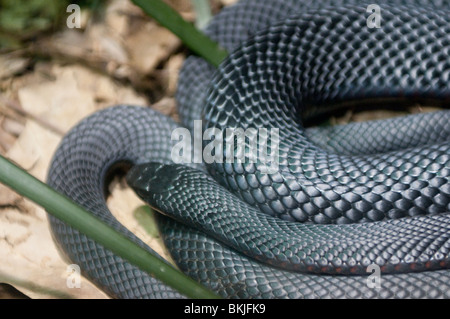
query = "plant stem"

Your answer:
(0, 155), (220, 299)
(131, 0), (228, 67)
